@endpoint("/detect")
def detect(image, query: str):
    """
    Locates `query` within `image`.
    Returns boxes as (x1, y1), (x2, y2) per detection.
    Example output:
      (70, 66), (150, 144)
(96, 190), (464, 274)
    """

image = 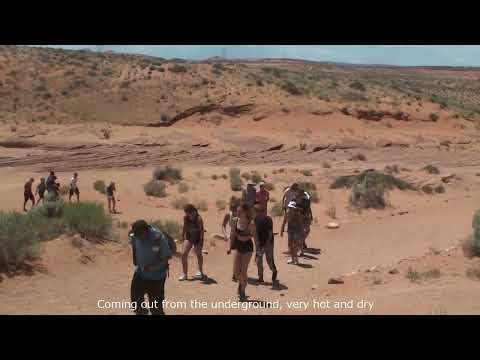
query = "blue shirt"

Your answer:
(129, 226), (172, 281)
